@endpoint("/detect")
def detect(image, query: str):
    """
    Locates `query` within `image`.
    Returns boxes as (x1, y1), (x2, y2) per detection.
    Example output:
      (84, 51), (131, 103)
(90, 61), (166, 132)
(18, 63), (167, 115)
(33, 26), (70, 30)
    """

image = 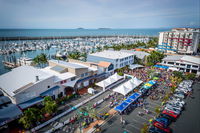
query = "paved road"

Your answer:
(171, 82), (200, 133)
